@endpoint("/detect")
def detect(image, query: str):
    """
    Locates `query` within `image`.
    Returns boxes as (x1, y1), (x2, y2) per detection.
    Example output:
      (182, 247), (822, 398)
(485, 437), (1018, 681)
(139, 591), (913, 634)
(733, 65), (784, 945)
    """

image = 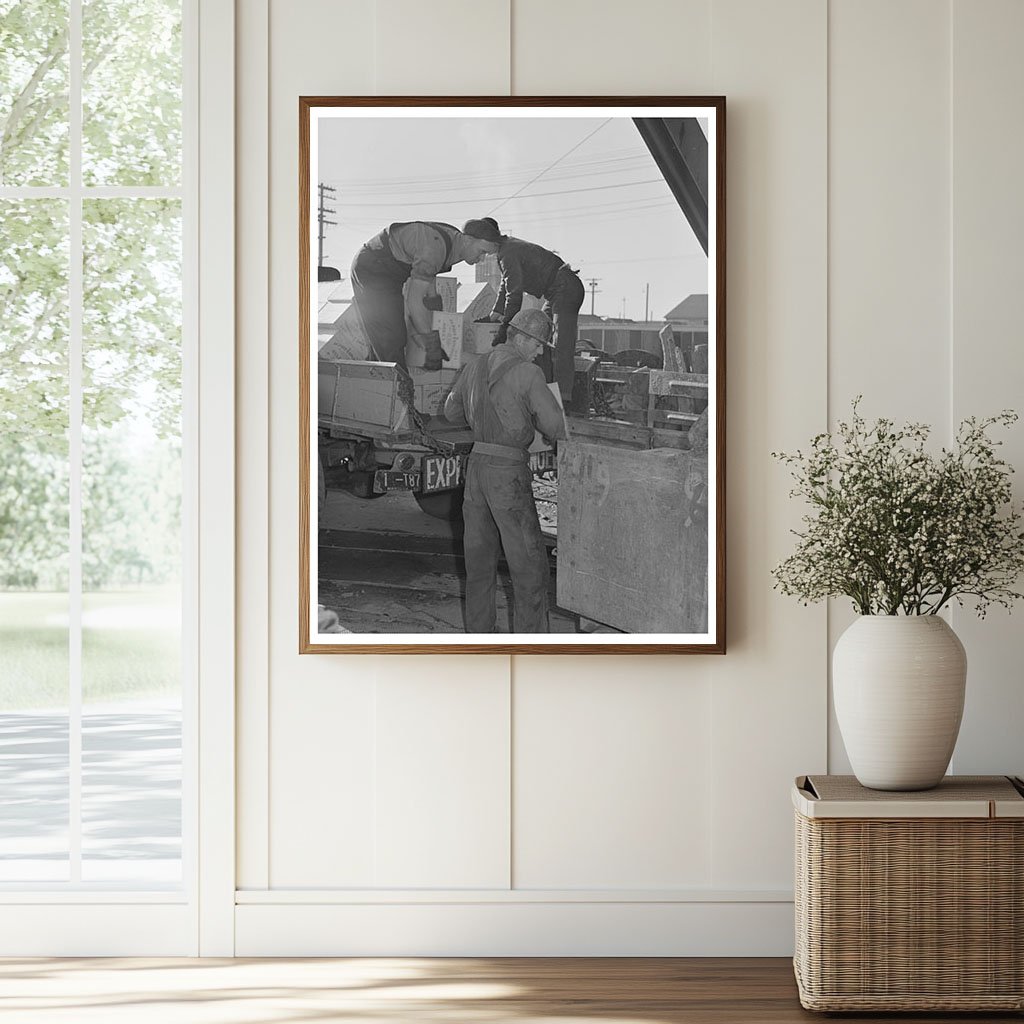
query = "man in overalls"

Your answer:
(443, 309), (567, 633)
(350, 219), (500, 370)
